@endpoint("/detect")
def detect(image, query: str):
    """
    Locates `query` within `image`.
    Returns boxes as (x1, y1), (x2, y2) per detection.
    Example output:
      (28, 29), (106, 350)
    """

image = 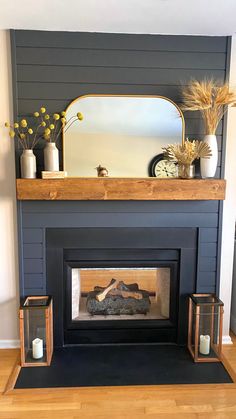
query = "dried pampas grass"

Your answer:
(162, 139), (212, 165)
(181, 79), (236, 134)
